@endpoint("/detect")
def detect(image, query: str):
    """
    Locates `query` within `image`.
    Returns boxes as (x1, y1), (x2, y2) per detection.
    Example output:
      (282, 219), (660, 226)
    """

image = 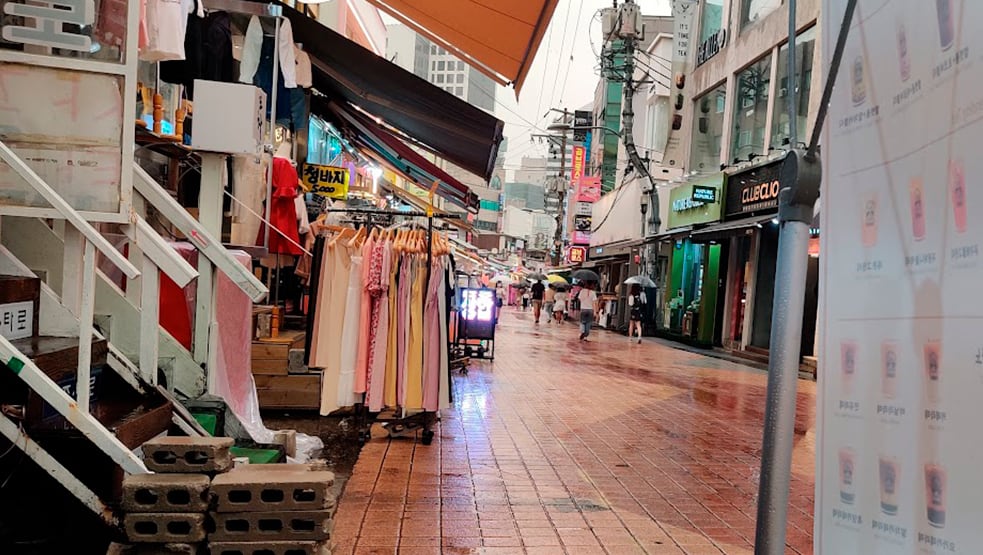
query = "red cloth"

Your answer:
(256, 157), (303, 256)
